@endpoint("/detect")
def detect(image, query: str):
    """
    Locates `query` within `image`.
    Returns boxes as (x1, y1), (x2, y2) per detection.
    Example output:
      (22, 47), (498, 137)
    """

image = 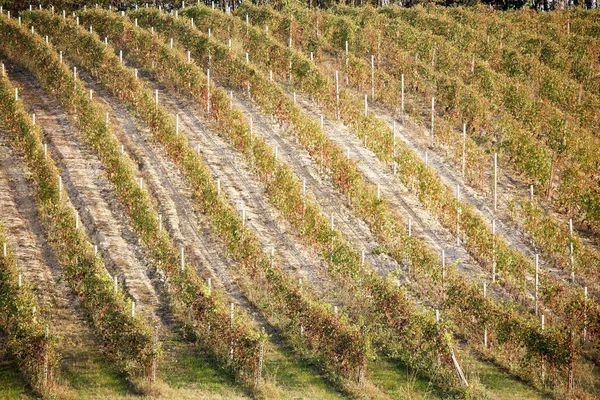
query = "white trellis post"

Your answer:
(492, 219), (496, 282)
(180, 247), (185, 271)
(462, 124), (466, 178)
(493, 153), (498, 212)
(534, 254), (539, 315)
(431, 97), (435, 146)
(335, 70), (340, 120)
